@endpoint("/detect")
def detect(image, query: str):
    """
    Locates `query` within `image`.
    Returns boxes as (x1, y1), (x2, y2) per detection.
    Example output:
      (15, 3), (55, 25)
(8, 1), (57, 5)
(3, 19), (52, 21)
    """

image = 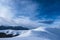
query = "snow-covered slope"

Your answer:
(0, 27), (60, 40)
